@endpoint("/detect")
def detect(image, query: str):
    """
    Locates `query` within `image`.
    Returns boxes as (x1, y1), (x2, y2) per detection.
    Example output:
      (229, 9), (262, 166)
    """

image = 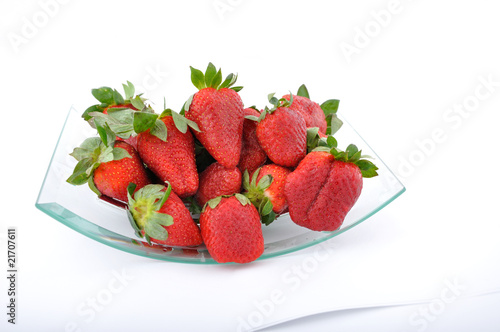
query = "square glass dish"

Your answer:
(36, 106), (405, 264)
